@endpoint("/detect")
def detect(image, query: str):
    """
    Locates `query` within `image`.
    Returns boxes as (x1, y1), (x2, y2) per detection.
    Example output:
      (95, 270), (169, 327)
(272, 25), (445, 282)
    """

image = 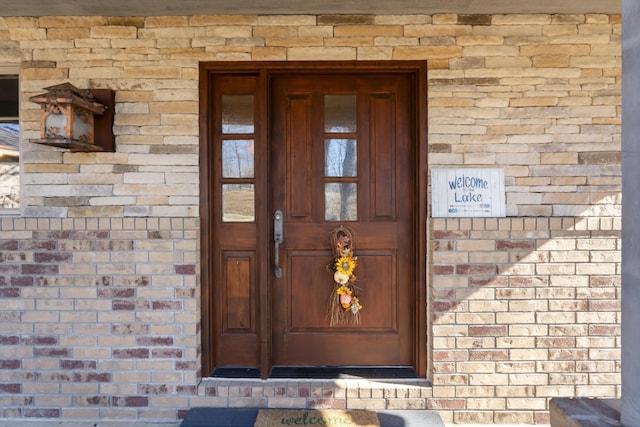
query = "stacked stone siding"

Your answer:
(0, 13), (621, 425)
